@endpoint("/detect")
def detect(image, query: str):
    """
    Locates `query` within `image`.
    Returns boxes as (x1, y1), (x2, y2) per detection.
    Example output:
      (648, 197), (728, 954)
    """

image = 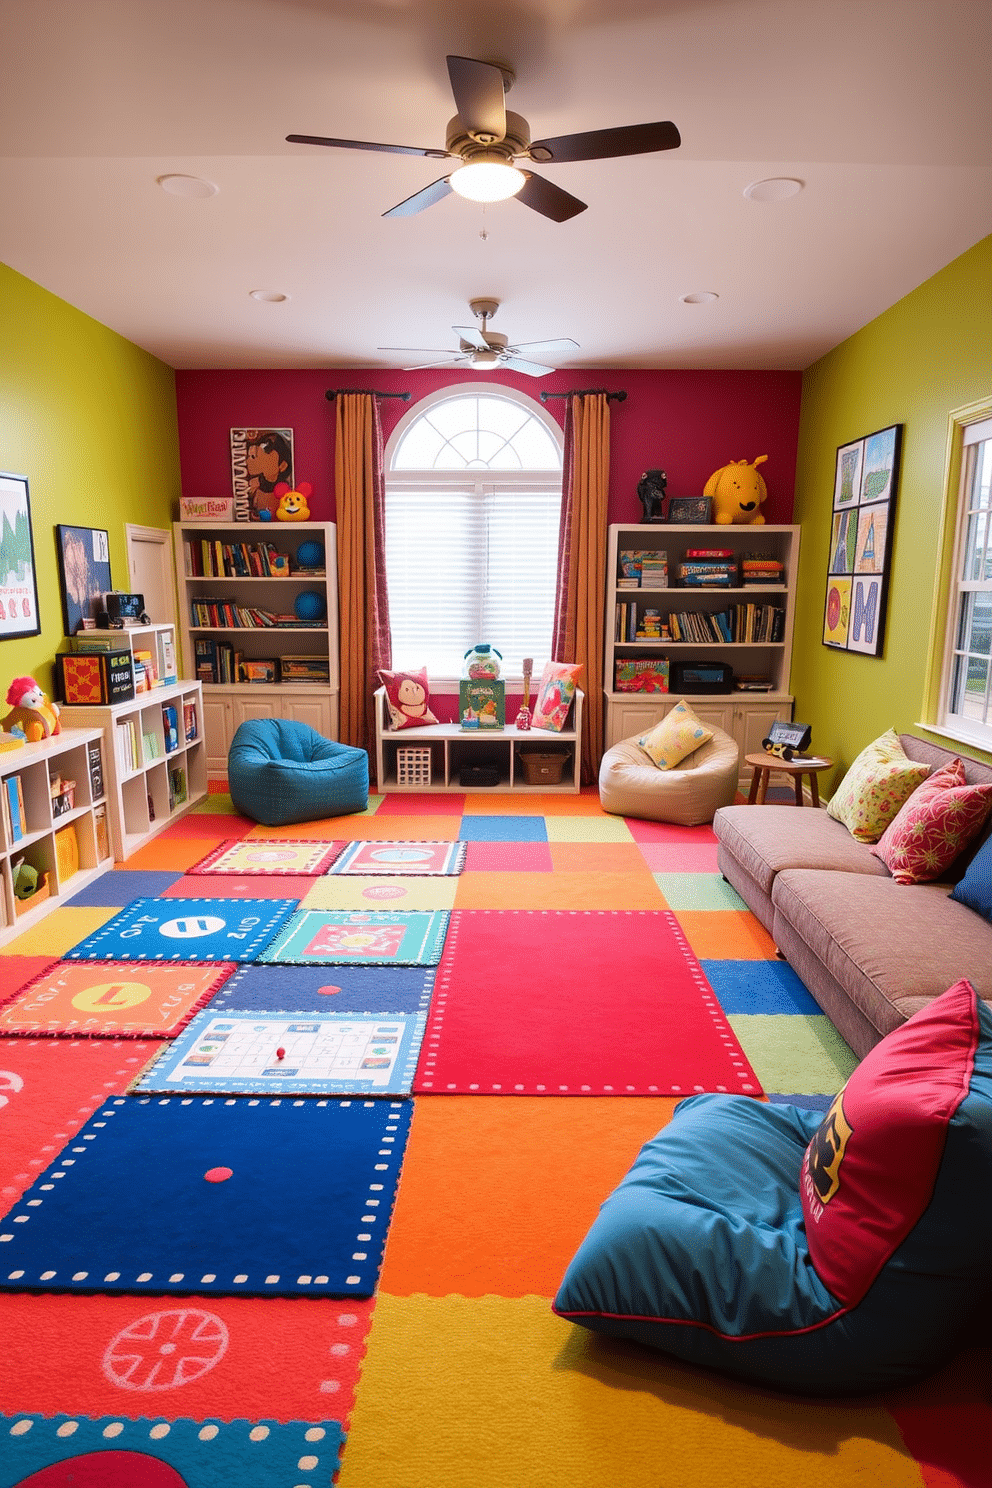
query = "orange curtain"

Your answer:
(335, 393), (391, 764)
(552, 393), (610, 784)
